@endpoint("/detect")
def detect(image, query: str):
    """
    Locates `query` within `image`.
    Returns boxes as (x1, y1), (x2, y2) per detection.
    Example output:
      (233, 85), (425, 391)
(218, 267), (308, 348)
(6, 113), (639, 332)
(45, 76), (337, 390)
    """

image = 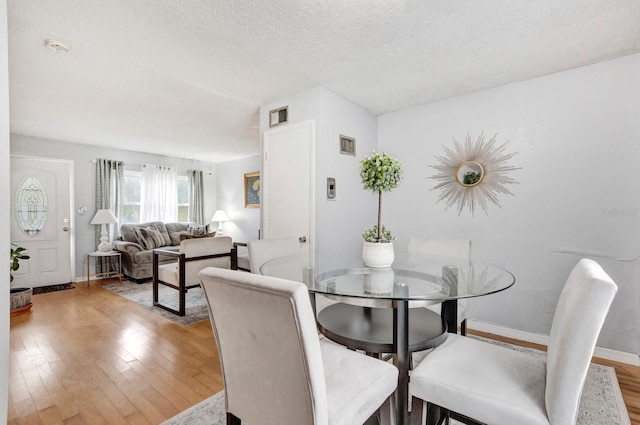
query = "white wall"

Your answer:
(0, 0), (10, 419)
(315, 88), (378, 255)
(378, 53), (640, 355)
(215, 155), (261, 243)
(10, 134), (218, 279)
(260, 87), (378, 255)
